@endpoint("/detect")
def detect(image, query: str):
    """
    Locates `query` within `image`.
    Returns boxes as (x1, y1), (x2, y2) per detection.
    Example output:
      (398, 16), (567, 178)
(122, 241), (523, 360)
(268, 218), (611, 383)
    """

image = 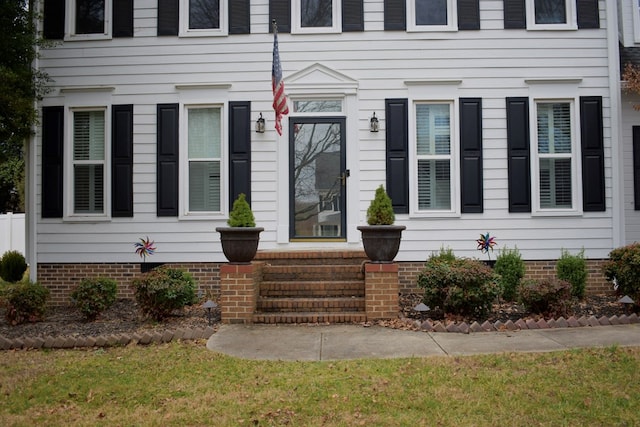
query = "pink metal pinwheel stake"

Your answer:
(134, 236), (156, 263)
(476, 232), (497, 260)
